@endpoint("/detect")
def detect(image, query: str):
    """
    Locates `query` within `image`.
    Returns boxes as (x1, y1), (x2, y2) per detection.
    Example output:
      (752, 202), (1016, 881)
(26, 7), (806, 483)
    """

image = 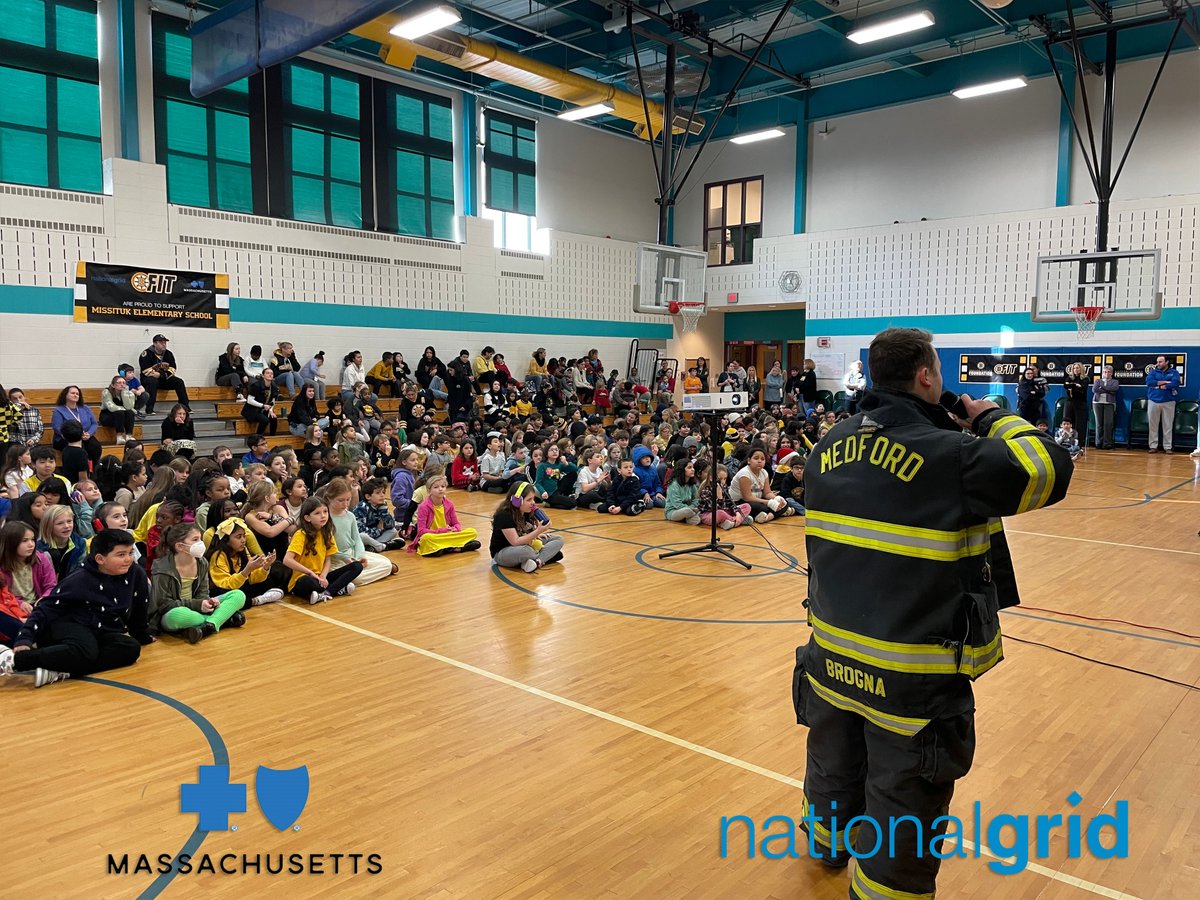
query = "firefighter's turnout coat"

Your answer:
(801, 387), (1074, 736)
